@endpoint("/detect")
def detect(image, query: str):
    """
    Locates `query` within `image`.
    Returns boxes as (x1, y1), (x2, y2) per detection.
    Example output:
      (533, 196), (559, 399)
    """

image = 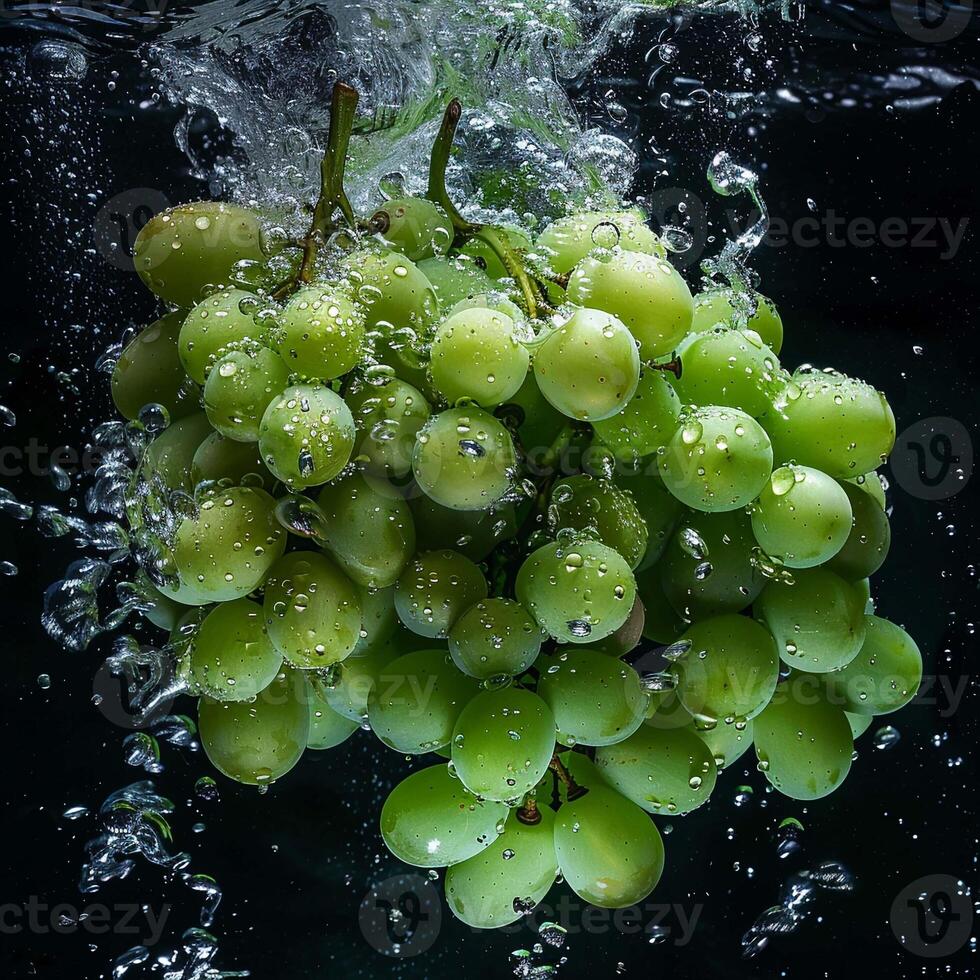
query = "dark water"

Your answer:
(0, 3), (977, 978)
